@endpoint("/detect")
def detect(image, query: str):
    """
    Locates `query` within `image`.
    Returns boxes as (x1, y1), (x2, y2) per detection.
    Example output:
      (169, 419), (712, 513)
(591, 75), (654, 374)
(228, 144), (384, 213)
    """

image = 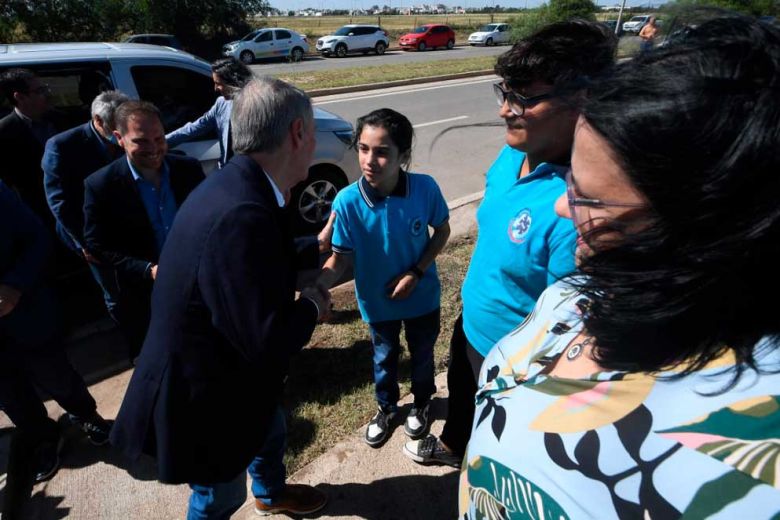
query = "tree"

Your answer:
(546, 0), (598, 22)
